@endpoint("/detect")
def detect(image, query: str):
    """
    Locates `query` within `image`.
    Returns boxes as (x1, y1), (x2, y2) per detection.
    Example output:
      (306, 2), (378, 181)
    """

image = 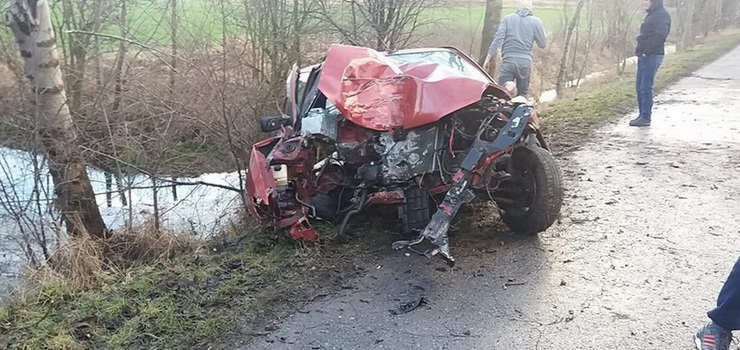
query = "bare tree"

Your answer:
(556, 0), (584, 96)
(478, 0), (503, 66)
(57, 0), (110, 116)
(169, 0), (178, 96)
(574, 0), (597, 87)
(317, 0), (438, 51)
(7, 0), (108, 239)
(669, 0), (696, 52)
(722, 0), (740, 28)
